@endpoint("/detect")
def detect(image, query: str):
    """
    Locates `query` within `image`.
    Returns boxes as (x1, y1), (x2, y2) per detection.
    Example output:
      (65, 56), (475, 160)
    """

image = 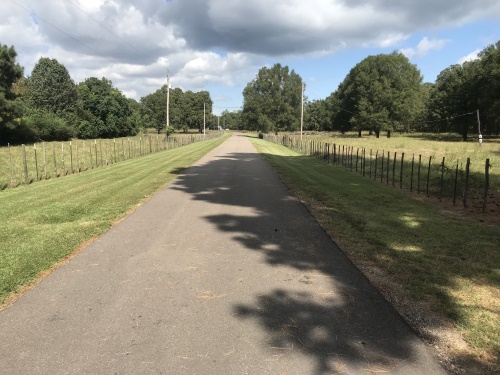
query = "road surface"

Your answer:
(0, 134), (446, 374)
